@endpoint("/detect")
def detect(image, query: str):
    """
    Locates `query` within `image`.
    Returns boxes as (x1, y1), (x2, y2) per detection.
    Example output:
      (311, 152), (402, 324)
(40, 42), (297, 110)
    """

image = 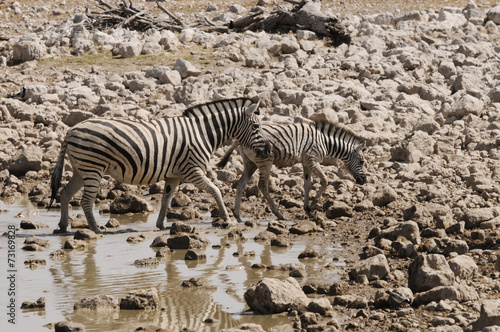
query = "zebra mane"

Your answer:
(182, 98), (251, 118)
(315, 120), (366, 150)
